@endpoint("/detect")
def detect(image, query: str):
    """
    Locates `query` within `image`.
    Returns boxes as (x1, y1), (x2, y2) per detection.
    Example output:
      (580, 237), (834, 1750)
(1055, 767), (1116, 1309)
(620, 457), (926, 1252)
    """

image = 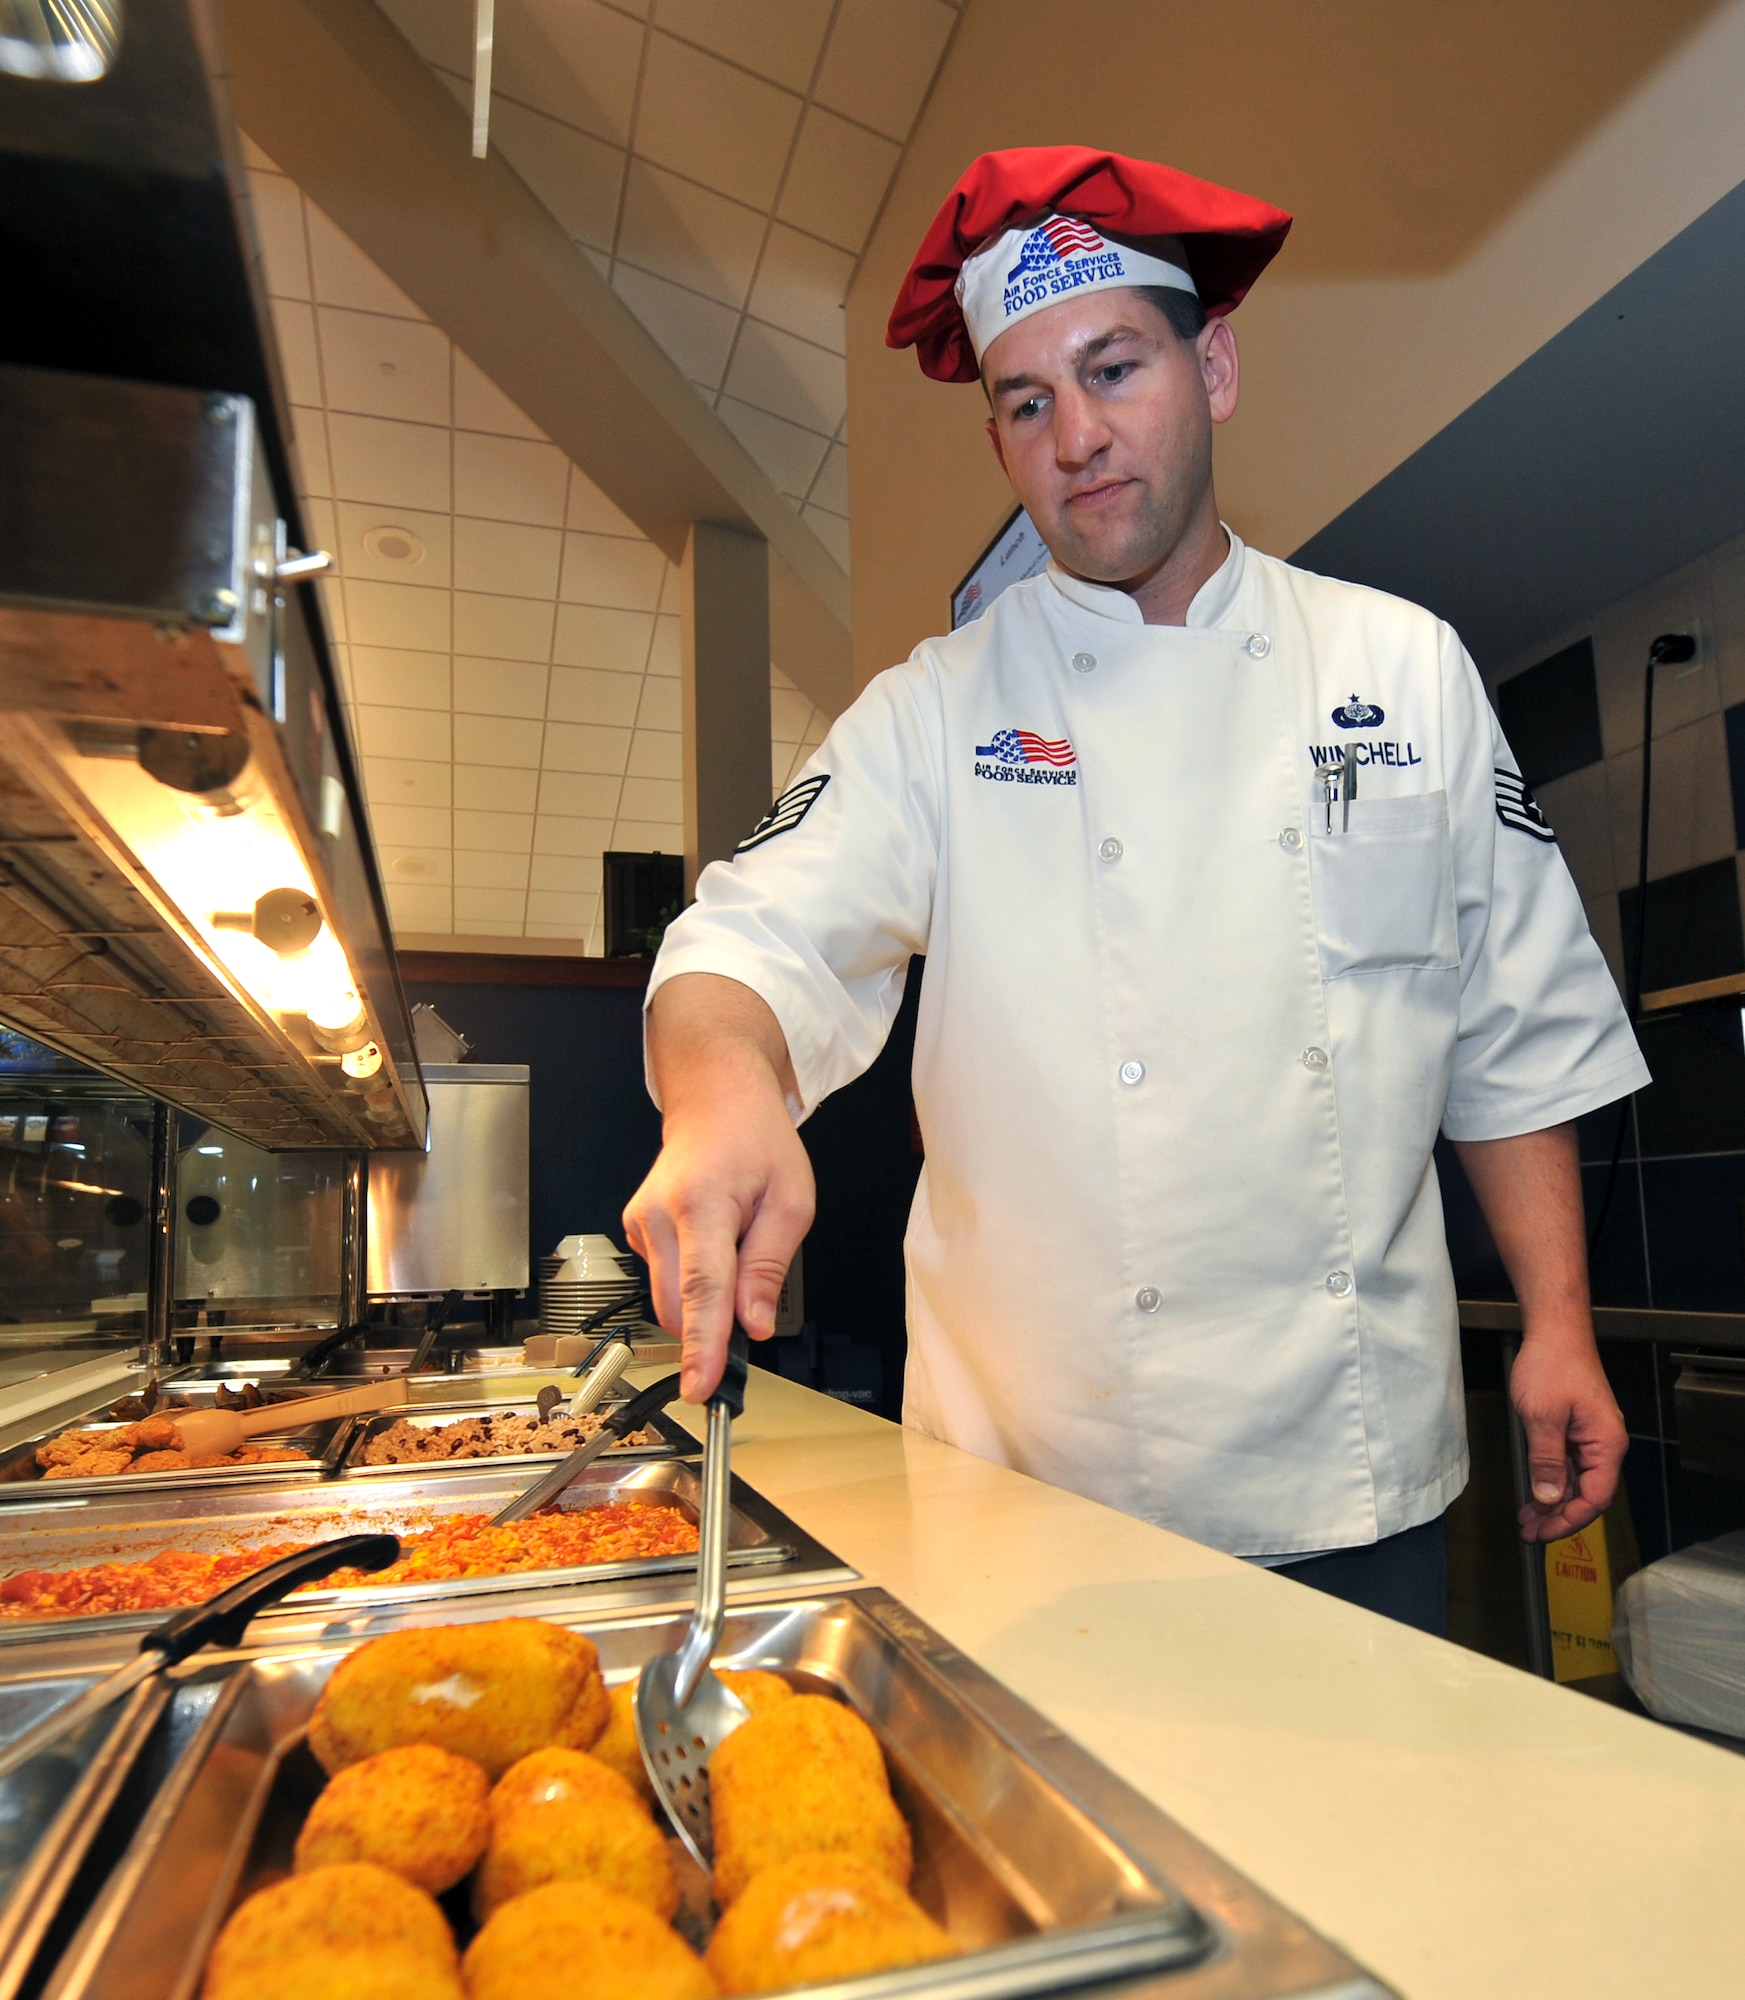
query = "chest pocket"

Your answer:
(1310, 791), (1458, 978)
